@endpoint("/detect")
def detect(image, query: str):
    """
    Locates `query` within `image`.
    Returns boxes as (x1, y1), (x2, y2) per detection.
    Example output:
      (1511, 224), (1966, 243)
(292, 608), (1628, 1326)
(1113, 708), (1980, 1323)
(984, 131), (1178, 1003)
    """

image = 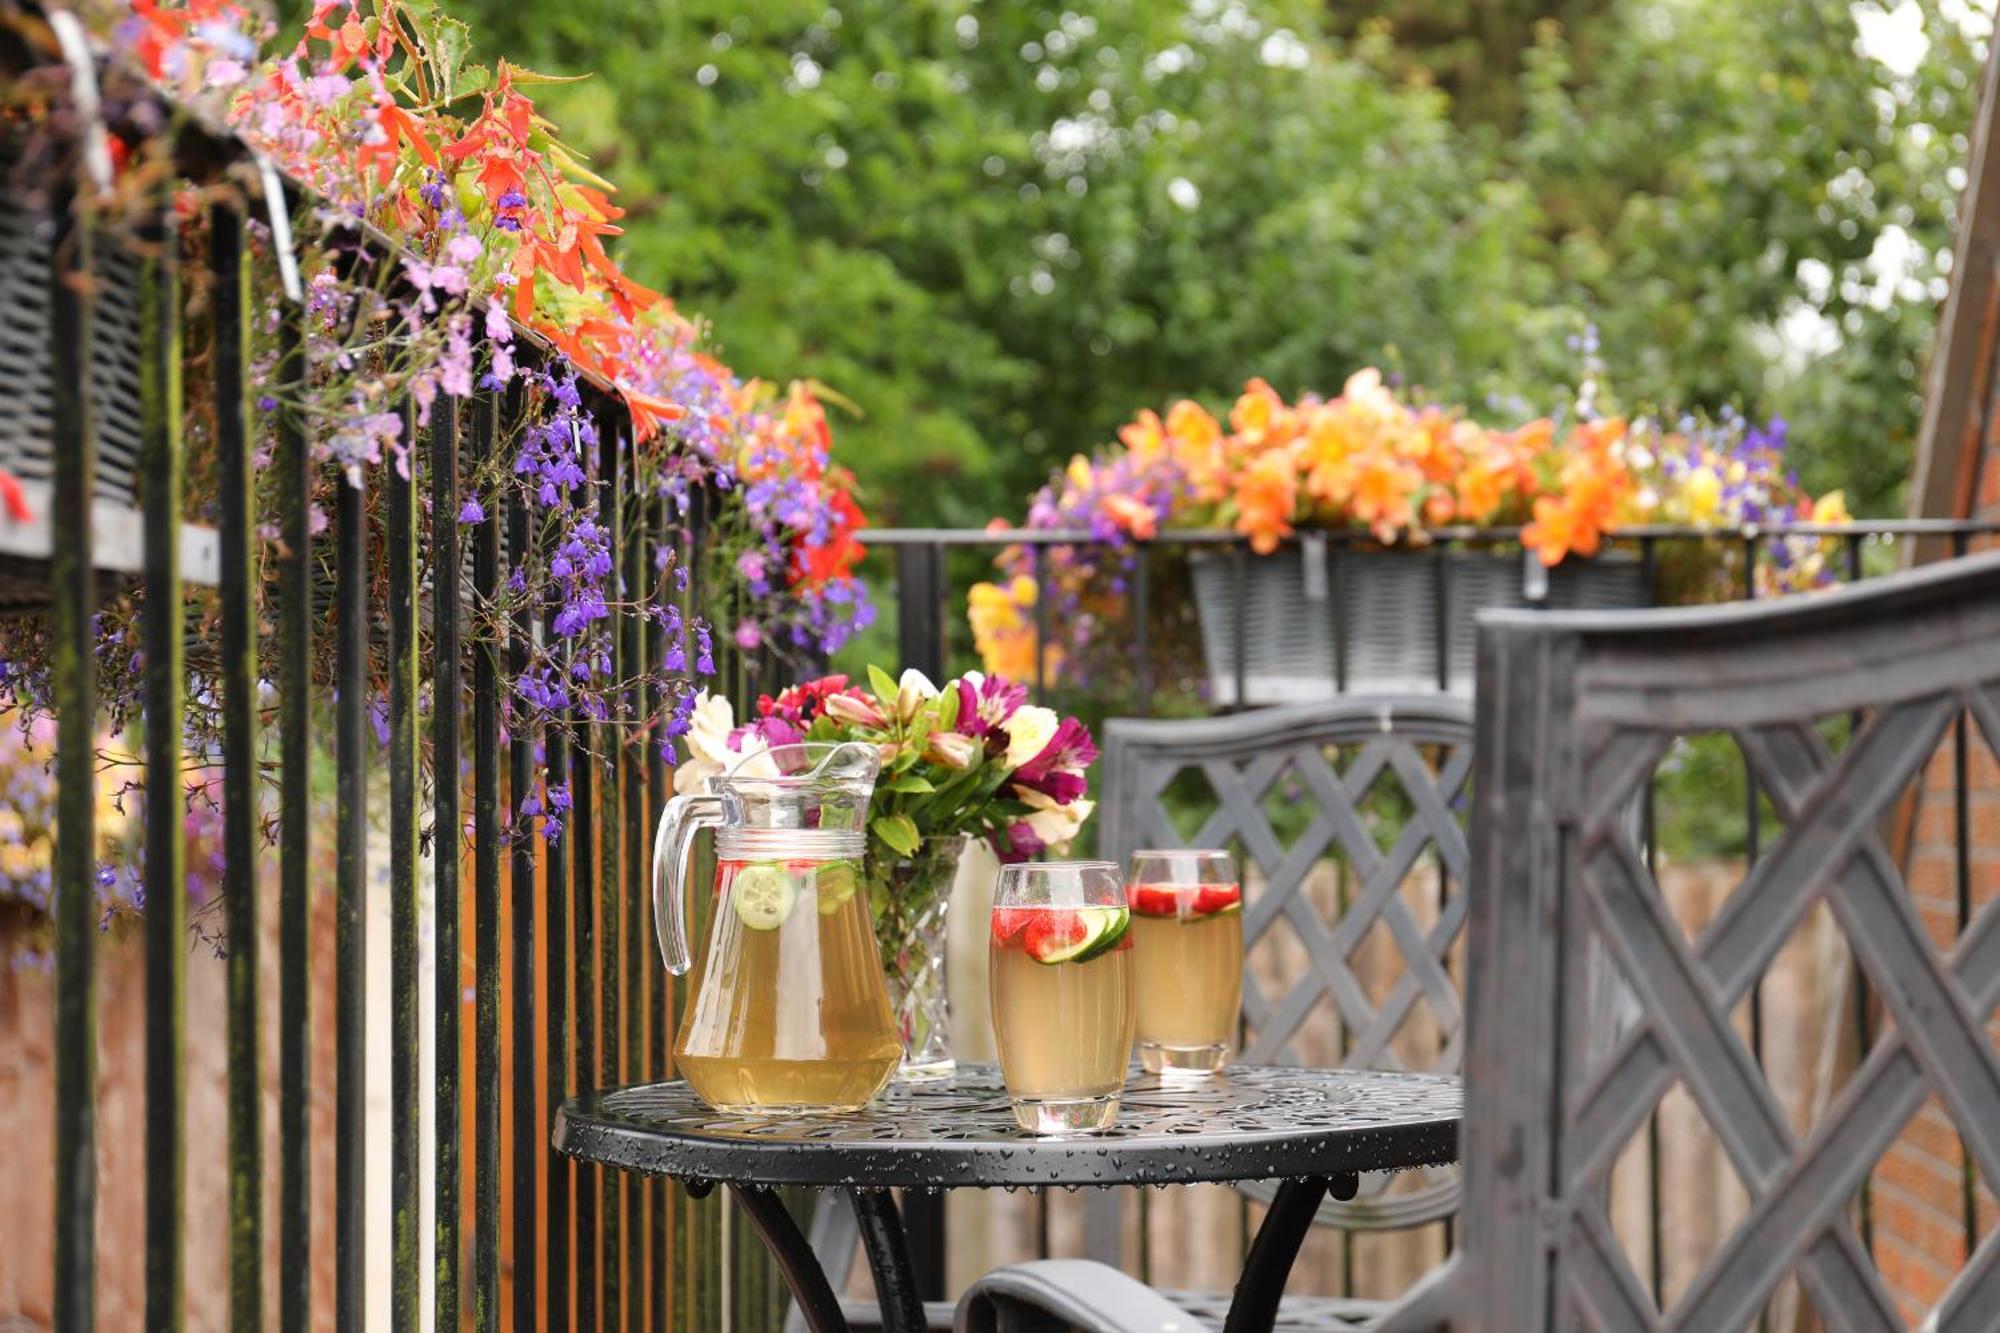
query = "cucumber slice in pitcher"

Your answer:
(815, 860), (860, 915)
(730, 863), (797, 930)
